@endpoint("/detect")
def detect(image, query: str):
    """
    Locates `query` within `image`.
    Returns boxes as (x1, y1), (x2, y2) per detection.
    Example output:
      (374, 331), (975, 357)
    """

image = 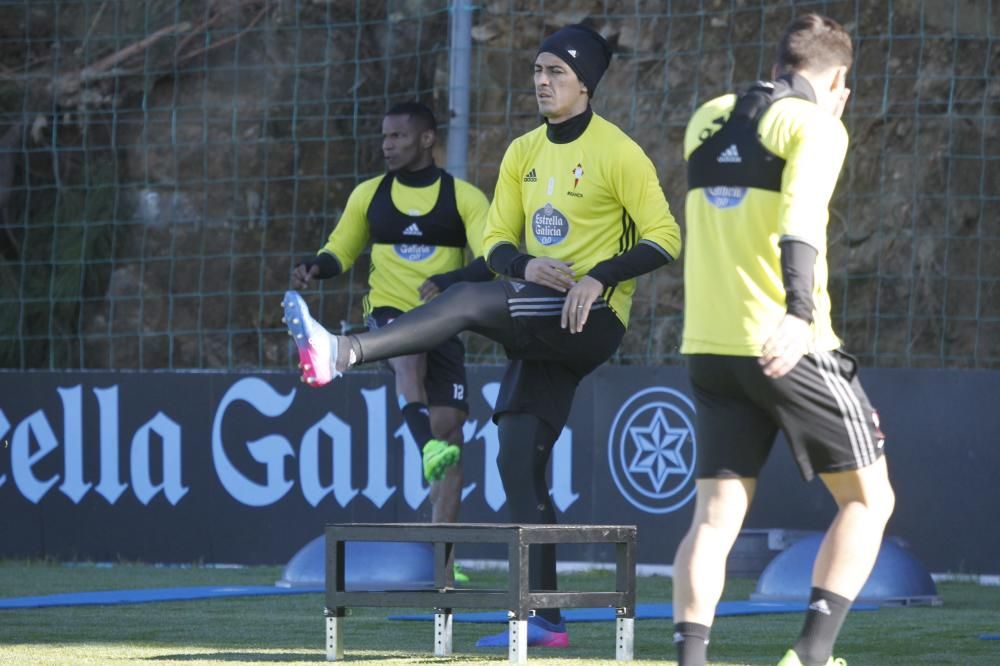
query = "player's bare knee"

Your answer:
(391, 360), (425, 399)
(443, 424), (463, 445)
(872, 478), (896, 525)
(694, 478), (753, 530)
(430, 408), (466, 444)
(389, 354), (421, 375)
(871, 455), (895, 509)
(852, 482), (895, 527)
(697, 514), (744, 549)
(833, 472), (895, 527)
(440, 417), (464, 443)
